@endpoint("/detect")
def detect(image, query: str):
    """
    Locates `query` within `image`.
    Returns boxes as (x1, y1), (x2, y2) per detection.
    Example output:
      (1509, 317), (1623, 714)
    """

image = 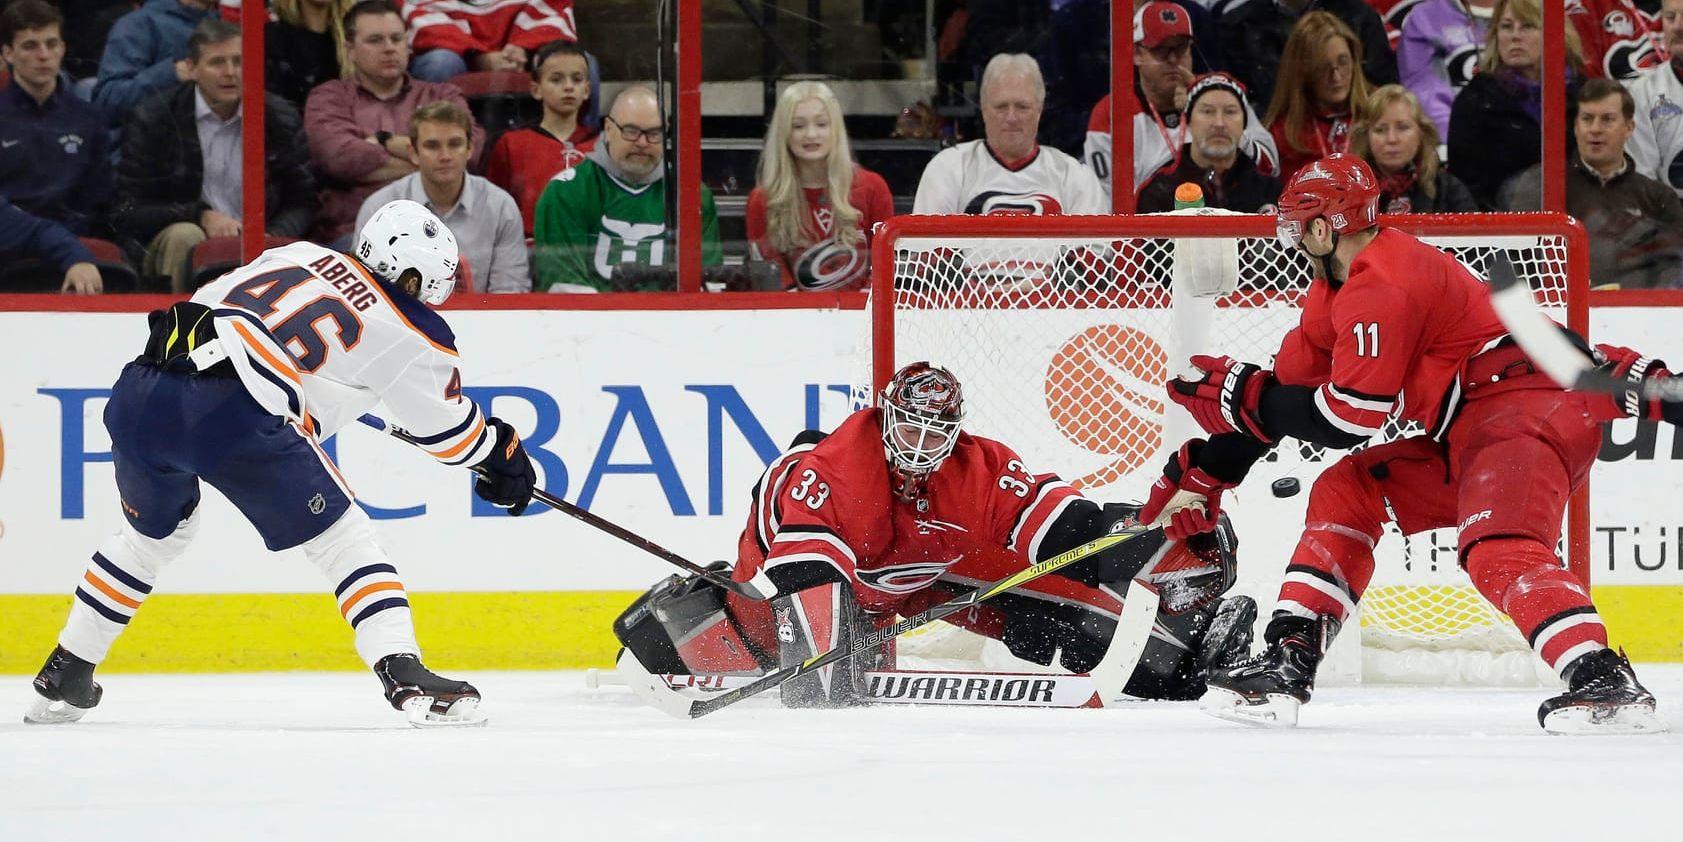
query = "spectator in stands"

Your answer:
(1216, 0), (1395, 114)
(746, 81), (895, 292)
(267, 0), (353, 109)
(1398, 0), (1492, 141)
(916, 53), (1105, 215)
(357, 102), (527, 292)
(59, 0), (135, 82)
(485, 41), (599, 238)
(1569, 0), (1663, 80)
(1504, 80), (1683, 287)
(402, 0), (577, 82)
(1084, 1), (1279, 205)
(0, 197), (103, 293)
(1351, 84), (1478, 212)
(305, 0), (483, 245)
(1137, 73), (1282, 213)
(1627, 0), (1683, 198)
(0, 0), (114, 236)
(1449, 0), (1585, 210)
(1266, 12), (1373, 180)
(93, 0), (215, 118)
(532, 85), (721, 291)
(113, 19), (316, 291)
